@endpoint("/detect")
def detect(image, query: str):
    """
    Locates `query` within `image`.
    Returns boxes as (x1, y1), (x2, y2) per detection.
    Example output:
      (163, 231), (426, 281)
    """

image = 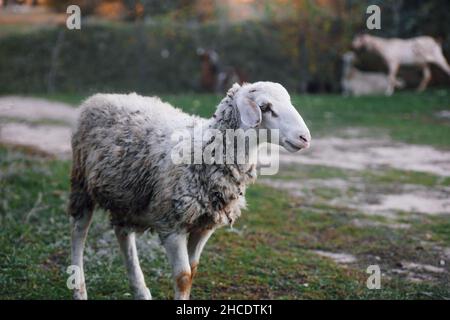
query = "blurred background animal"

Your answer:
(352, 34), (450, 94)
(197, 48), (246, 93)
(341, 51), (404, 96)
